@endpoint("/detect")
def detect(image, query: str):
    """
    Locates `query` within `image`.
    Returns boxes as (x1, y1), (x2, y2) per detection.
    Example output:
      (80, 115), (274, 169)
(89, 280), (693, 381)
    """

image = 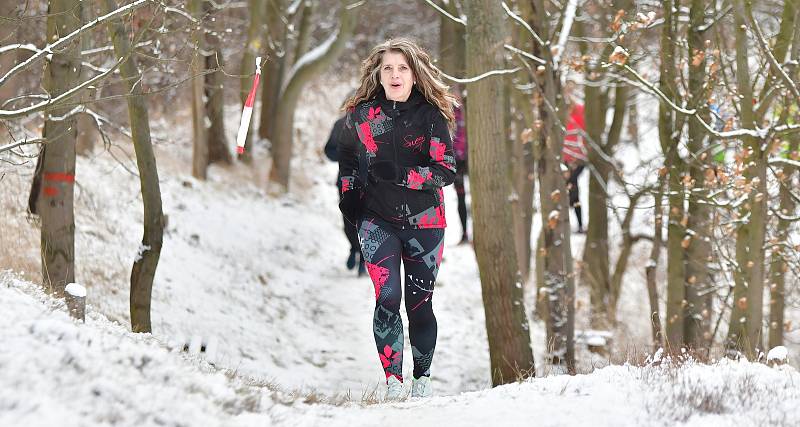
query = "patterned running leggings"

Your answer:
(358, 216), (445, 382)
